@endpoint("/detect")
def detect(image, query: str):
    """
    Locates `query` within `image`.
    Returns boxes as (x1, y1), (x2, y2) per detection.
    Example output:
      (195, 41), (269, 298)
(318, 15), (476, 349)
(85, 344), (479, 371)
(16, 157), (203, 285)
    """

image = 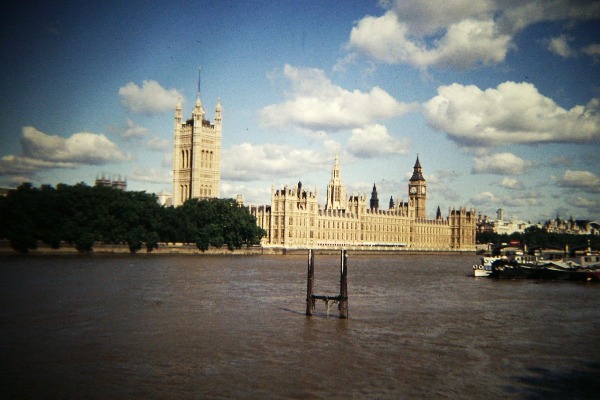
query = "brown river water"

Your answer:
(1, 253), (599, 399)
